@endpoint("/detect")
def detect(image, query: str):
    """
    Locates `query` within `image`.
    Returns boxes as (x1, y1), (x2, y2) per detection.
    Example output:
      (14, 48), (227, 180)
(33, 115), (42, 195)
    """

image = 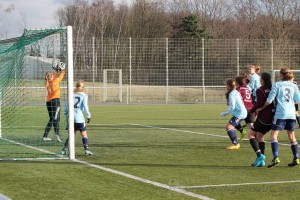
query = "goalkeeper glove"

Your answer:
(58, 62), (66, 71)
(52, 64), (61, 72)
(87, 118), (91, 123)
